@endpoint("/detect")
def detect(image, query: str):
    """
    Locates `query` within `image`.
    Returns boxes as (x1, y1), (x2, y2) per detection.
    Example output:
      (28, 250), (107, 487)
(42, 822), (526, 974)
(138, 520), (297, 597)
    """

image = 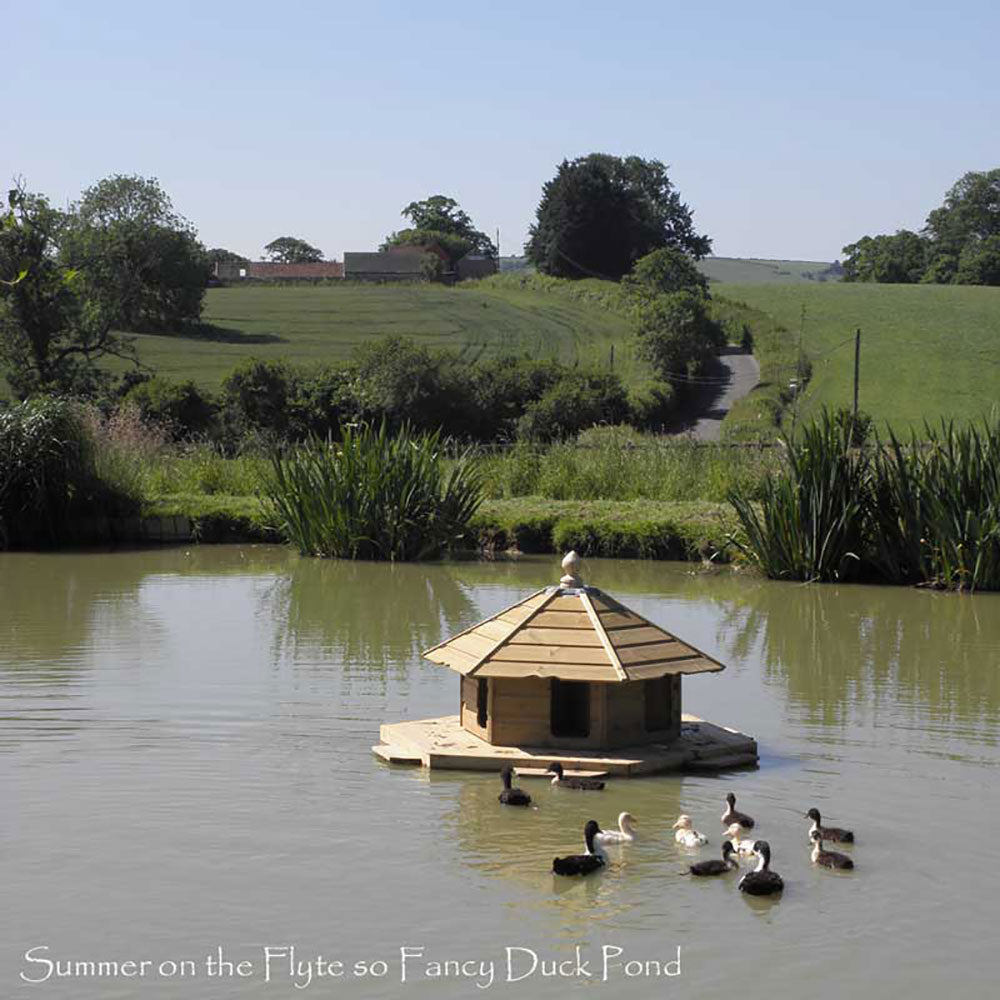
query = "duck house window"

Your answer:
(476, 678), (488, 729)
(644, 675), (672, 731)
(550, 679), (590, 738)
